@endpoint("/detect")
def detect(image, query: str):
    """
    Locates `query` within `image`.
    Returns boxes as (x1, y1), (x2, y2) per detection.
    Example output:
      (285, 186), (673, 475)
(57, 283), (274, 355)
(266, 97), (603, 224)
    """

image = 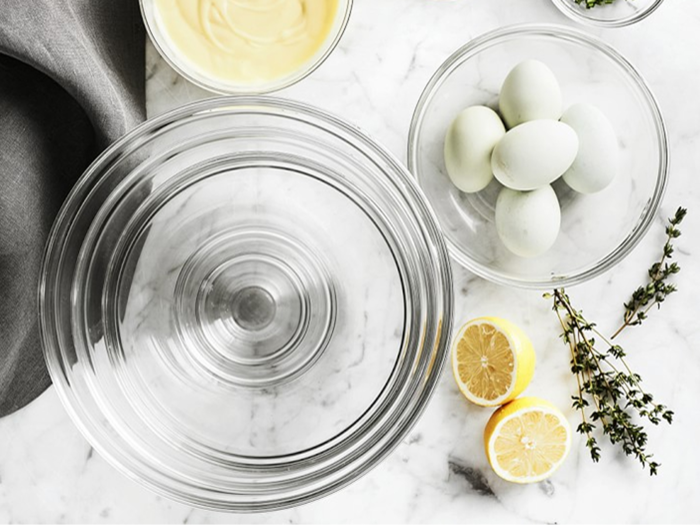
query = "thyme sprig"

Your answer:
(546, 207), (686, 475)
(612, 207), (687, 339)
(551, 289), (673, 474)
